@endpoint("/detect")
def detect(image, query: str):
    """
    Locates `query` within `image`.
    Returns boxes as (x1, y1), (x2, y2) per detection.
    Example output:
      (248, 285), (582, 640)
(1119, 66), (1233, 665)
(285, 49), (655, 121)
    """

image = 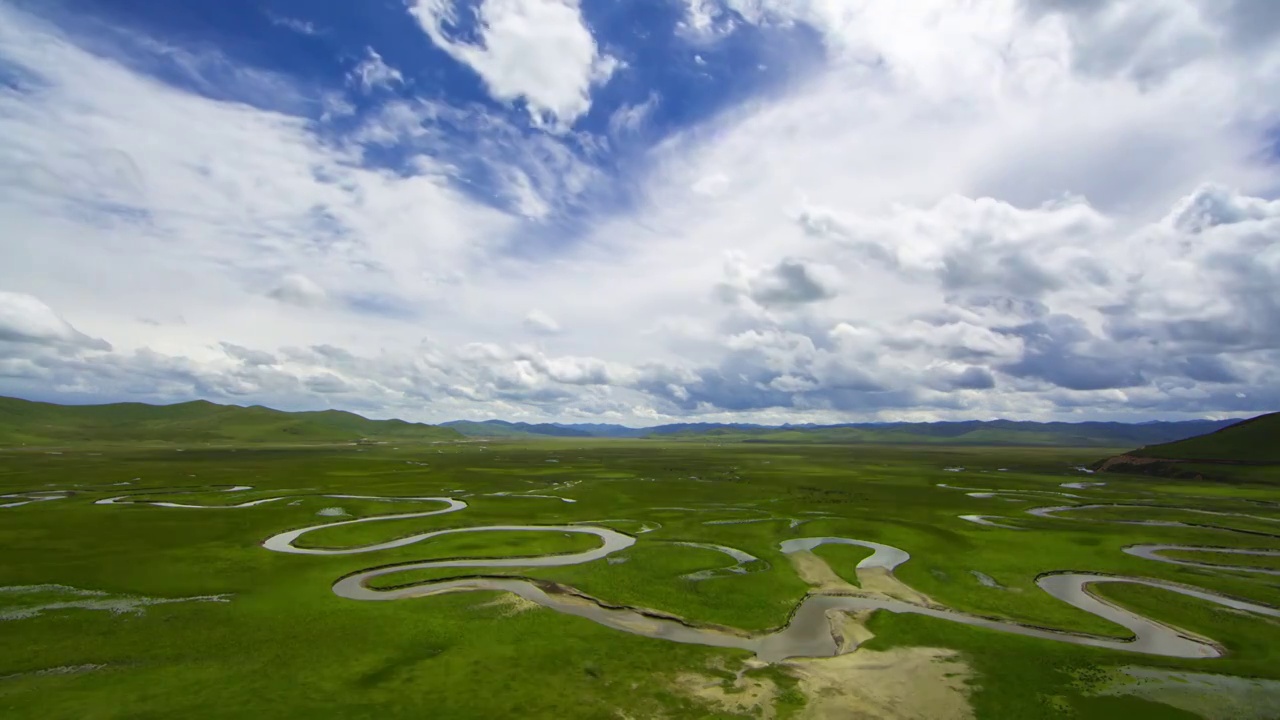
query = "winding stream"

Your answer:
(1, 491), (71, 508)
(666, 541), (766, 580)
(1124, 545), (1280, 577)
(87, 484), (1280, 662)
(1026, 504), (1280, 537)
(958, 514), (1024, 530)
